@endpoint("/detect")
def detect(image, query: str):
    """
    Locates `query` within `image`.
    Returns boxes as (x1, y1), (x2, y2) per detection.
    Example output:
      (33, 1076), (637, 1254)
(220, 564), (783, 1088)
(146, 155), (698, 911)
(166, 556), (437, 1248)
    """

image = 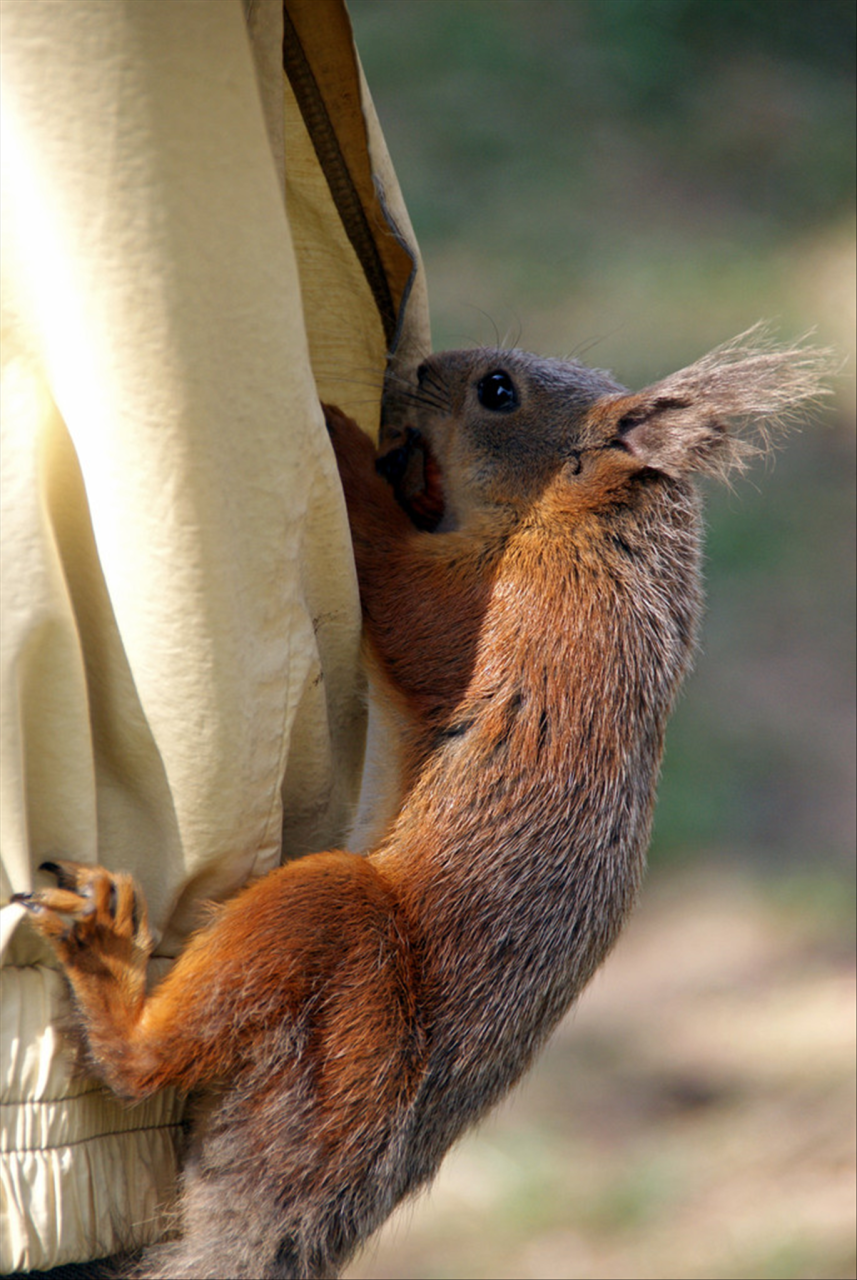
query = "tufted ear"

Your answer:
(608, 327), (835, 482)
